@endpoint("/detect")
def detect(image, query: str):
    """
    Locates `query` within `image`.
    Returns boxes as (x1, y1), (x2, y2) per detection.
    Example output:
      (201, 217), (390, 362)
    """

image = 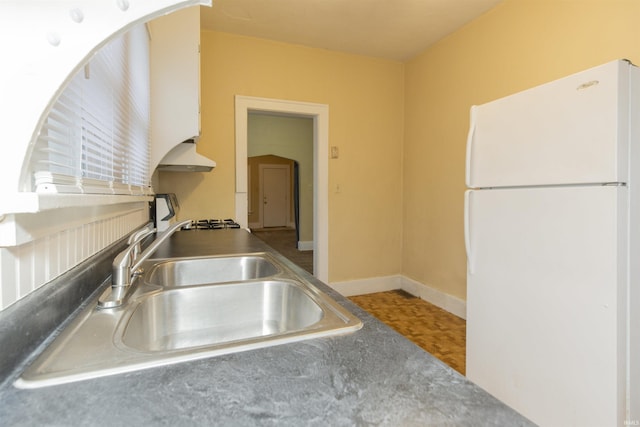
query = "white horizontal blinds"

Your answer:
(31, 77), (84, 192)
(31, 25), (151, 195)
(123, 25), (151, 193)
